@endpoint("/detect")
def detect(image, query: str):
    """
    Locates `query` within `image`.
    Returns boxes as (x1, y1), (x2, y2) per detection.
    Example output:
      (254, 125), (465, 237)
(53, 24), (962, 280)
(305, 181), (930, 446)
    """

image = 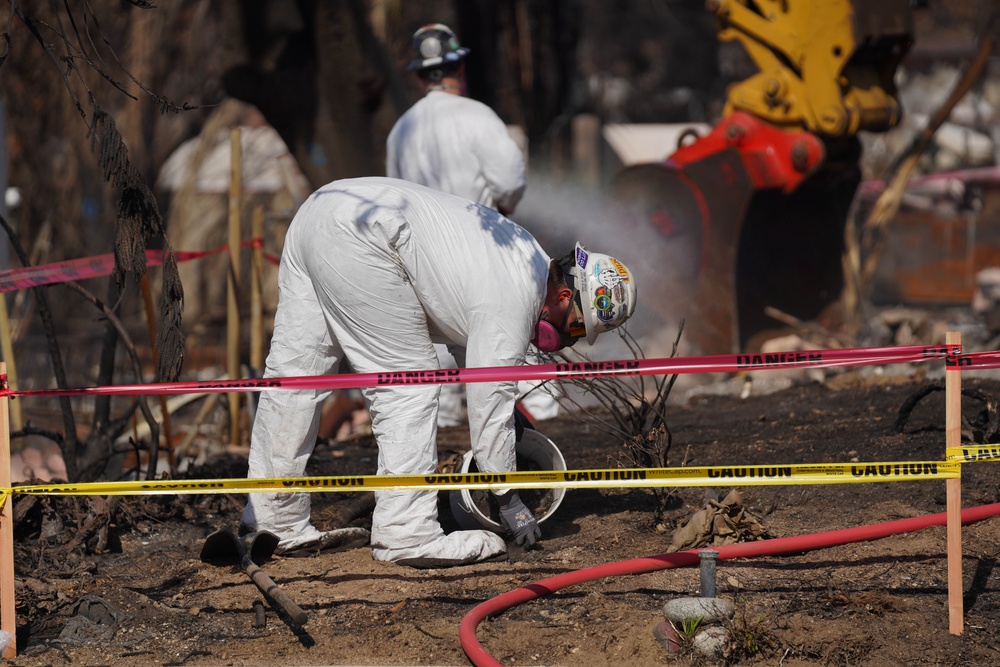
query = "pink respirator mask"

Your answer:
(531, 294), (584, 352)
